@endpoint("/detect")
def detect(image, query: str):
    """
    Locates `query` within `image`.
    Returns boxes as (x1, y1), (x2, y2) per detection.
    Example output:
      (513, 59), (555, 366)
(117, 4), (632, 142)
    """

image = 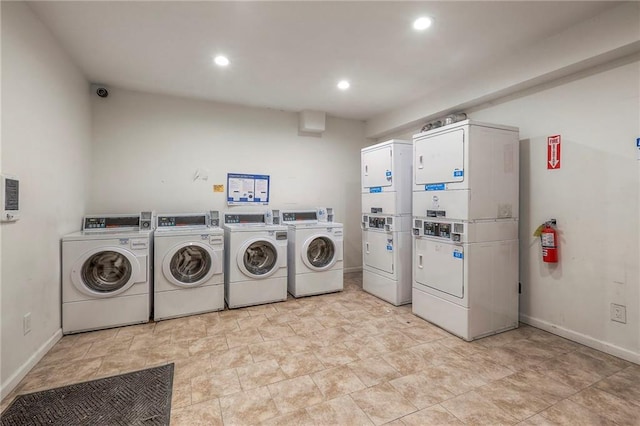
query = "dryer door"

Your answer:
(414, 238), (464, 298)
(163, 242), (219, 288)
(362, 229), (394, 274)
(415, 128), (465, 185)
(302, 235), (337, 271)
(71, 247), (142, 298)
(237, 238), (279, 279)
